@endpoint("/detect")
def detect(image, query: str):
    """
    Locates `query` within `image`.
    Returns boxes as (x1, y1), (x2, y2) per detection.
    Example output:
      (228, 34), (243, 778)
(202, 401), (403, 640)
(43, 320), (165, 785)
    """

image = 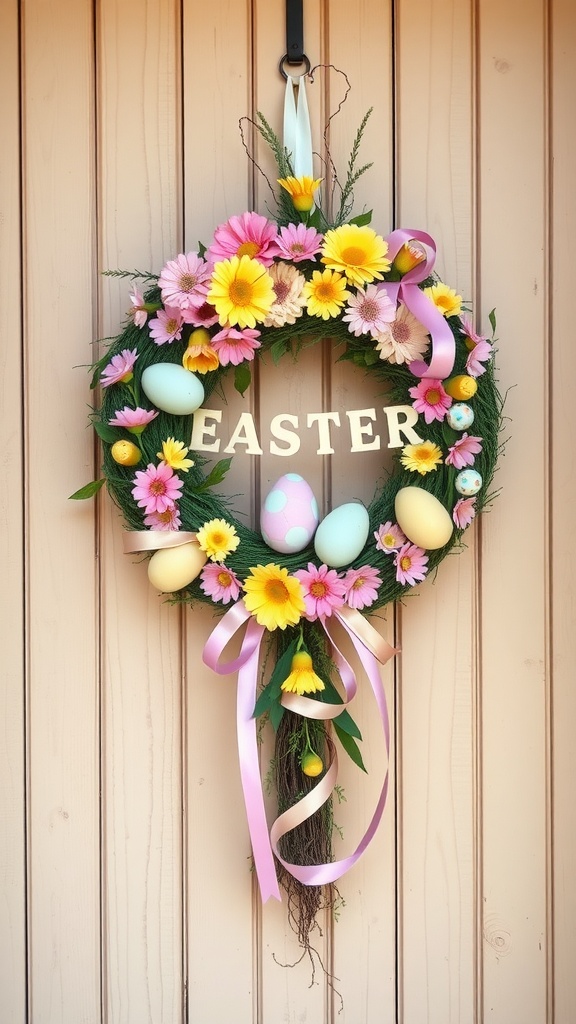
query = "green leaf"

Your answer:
(333, 722), (367, 772)
(363, 347), (380, 366)
(269, 700), (285, 732)
(348, 210), (373, 227)
(270, 338), (288, 365)
(195, 457), (232, 492)
(234, 363), (252, 396)
(92, 420), (120, 444)
(69, 478), (106, 500)
(198, 240), (207, 258)
(488, 307), (497, 334)
(253, 639), (298, 718)
(318, 678), (362, 740)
